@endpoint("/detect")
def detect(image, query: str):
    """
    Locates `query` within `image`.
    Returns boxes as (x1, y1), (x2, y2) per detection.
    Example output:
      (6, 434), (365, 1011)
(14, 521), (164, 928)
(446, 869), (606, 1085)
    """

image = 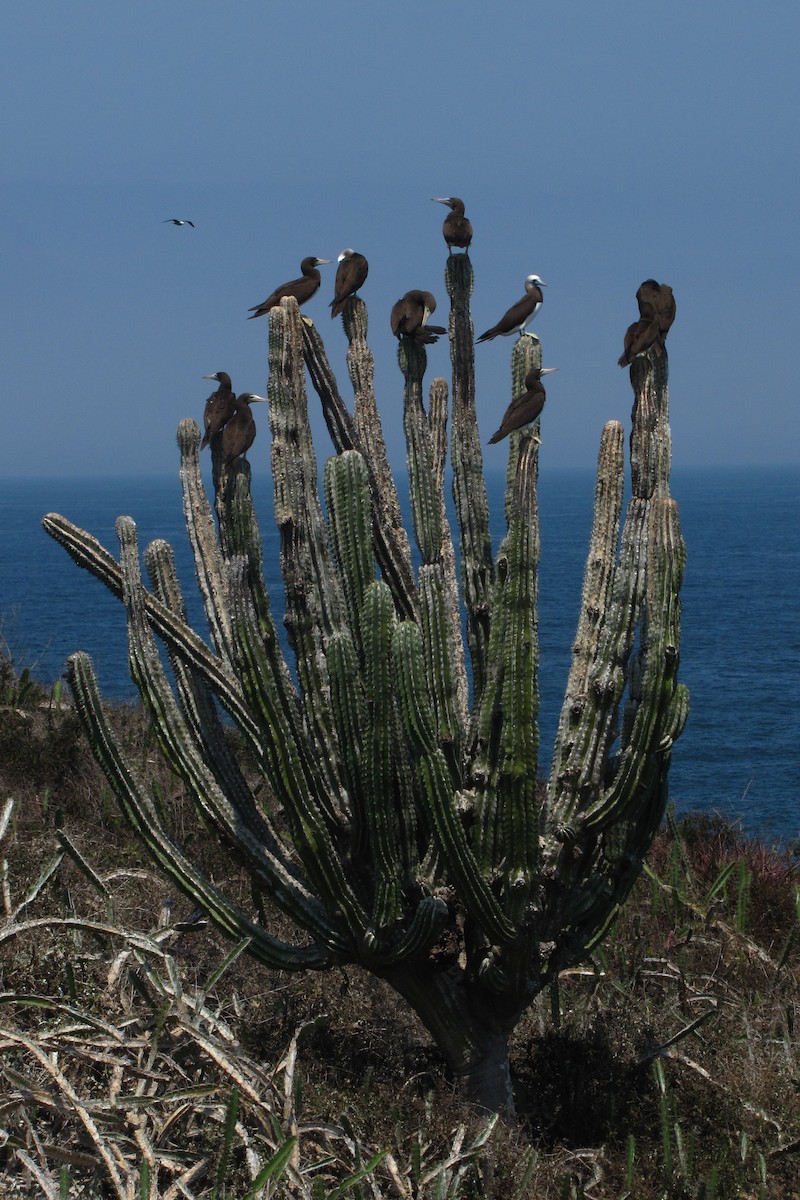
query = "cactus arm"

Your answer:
(66, 652), (334, 970)
(546, 423), (625, 817)
(177, 418), (236, 662)
(221, 555), (375, 946)
(427, 374), (470, 736)
(143, 536), (275, 828)
(326, 631), (368, 856)
(583, 496), (687, 831)
(361, 581), (405, 926)
(143, 536), (323, 903)
(392, 621), (515, 945)
(539, 349), (689, 970)
(302, 306), (419, 622)
(555, 422), (625, 706)
(117, 518), (347, 949)
(428, 377), (449, 491)
(324, 451), (375, 659)
(445, 254), (494, 699)
(629, 350), (671, 500)
(401, 342), (443, 565)
(496, 439), (541, 917)
(370, 895), (449, 966)
(343, 300), (418, 619)
(502, 337), (543, 523)
(418, 565), (465, 778)
(268, 299), (352, 823)
(41, 512), (263, 746)
(469, 439), (541, 920)
(397, 346), (468, 769)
